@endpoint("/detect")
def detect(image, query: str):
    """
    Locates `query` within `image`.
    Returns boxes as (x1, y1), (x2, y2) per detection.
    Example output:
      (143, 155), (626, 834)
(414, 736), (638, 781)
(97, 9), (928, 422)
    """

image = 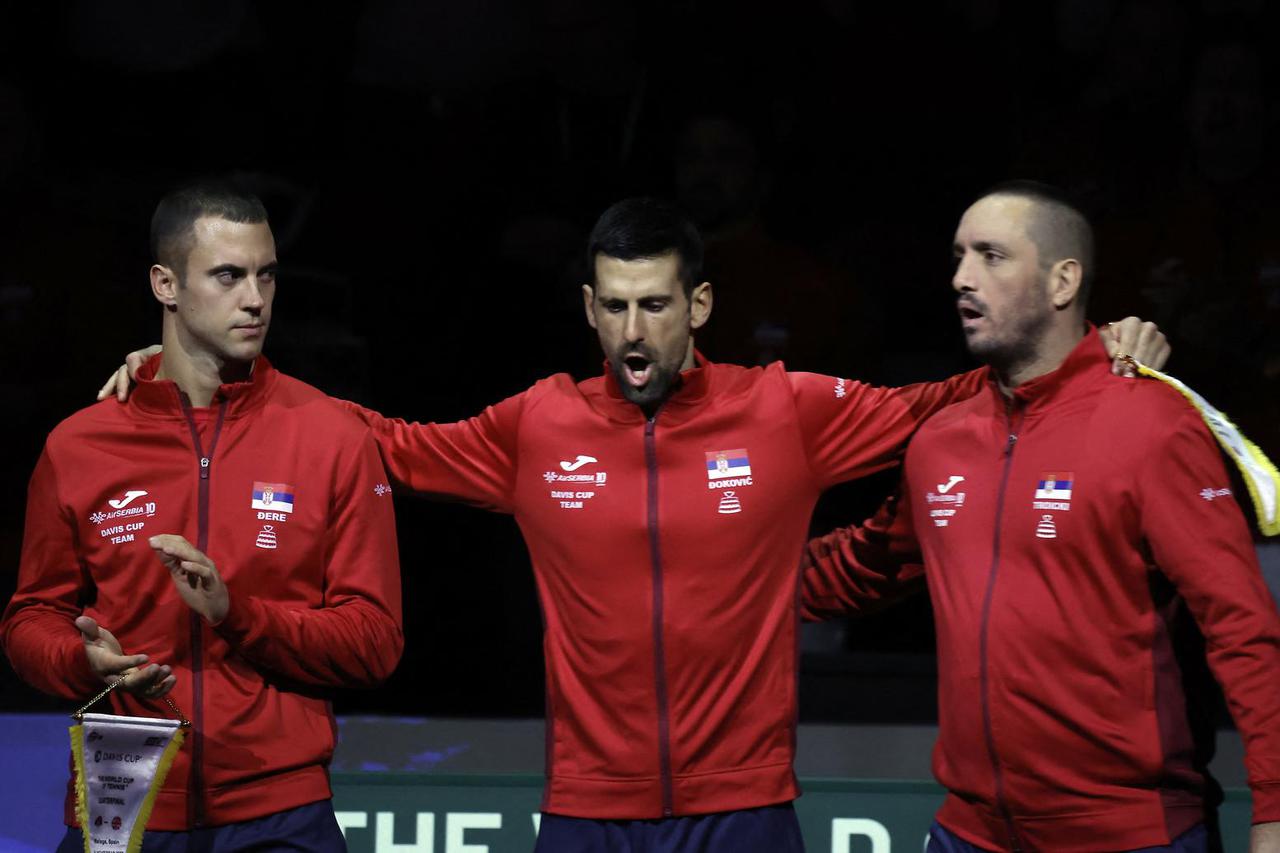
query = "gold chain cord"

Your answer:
(72, 676), (191, 727)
